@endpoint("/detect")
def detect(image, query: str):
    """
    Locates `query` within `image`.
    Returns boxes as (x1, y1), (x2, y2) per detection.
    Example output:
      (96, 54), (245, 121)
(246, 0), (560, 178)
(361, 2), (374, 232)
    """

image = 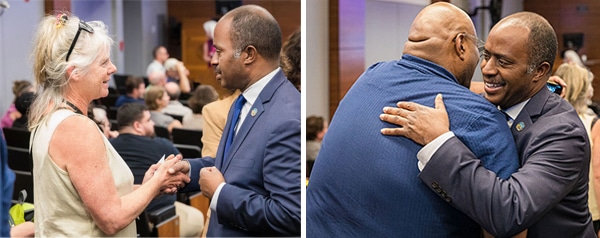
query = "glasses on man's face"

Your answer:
(455, 33), (485, 58)
(65, 20), (94, 62)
